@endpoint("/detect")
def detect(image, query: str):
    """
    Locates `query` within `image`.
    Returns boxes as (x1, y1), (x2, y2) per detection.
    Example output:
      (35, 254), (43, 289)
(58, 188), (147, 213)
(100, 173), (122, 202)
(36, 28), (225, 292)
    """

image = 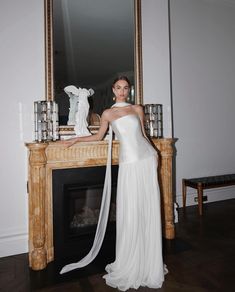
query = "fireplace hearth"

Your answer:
(53, 166), (118, 263)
